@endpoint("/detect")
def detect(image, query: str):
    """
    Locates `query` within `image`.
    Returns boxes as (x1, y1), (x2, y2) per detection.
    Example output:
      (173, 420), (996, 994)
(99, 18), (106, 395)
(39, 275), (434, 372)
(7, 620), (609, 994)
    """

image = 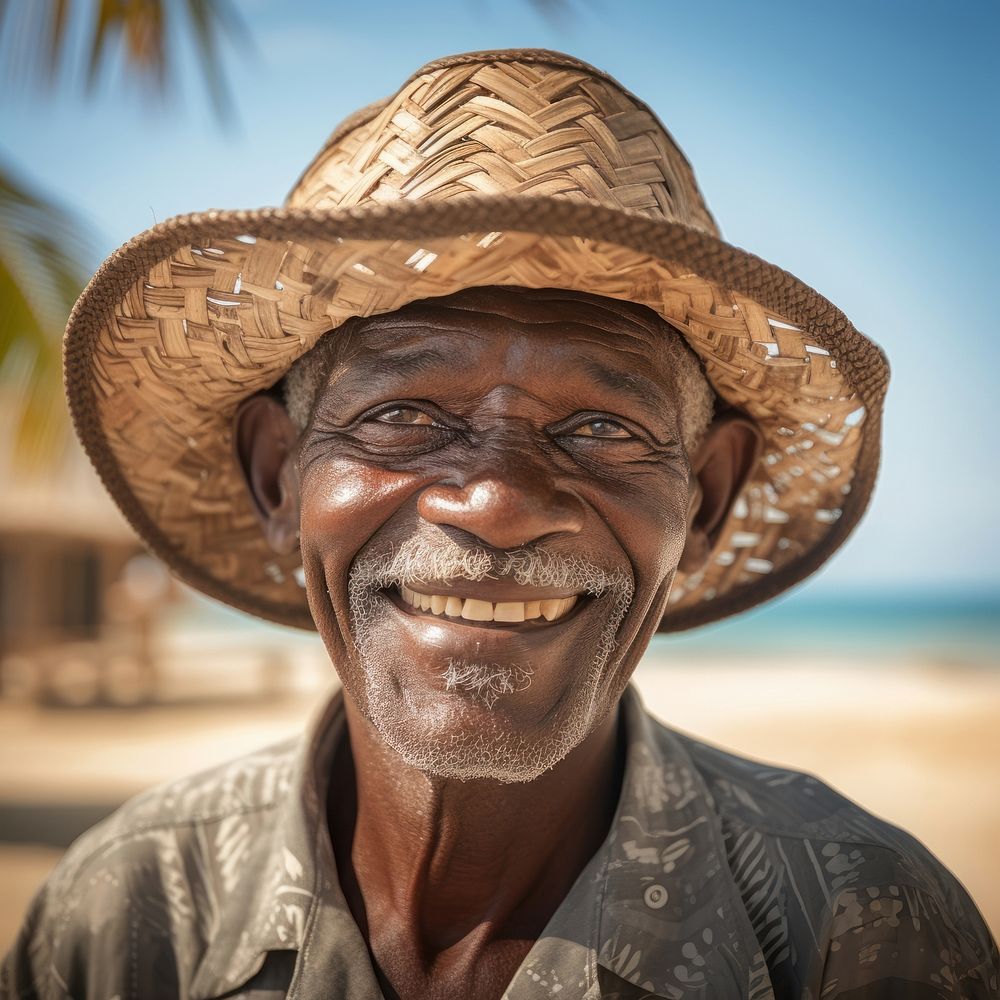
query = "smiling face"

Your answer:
(236, 287), (757, 782)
